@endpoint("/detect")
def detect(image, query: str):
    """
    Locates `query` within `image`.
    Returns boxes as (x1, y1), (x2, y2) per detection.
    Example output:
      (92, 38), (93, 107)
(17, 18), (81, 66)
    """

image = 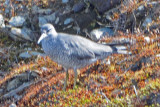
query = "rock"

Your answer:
(0, 70), (7, 77)
(39, 17), (47, 27)
(89, 0), (121, 13)
(42, 67), (48, 71)
(131, 57), (152, 71)
(7, 78), (21, 91)
(30, 51), (45, 56)
(19, 51), (44, 58)
(90, 27), (114, 41)
(98, 76), (106, 83)
(156, 95), (160, 104)
(107, 37), (136, 45)
(16, 71), (39, 81)
(55, 17), (60, 24)
(19, 51), (32, 58)
(4, 0), (13, 17)
(156, 54), (160, 57)
(62, 0), (69, 3)
(113, 3), (148, 32)
(146, 93), (156, 105)
(16, 72), (30, 81)
(64, 18), (74, 25)
(30, 71), (39, 78)
(143, 93), (160, 105)
(9, 103), (17, 107)
(137, 5), (145, 11)
(111, 89), (121, 97)
(70, 11), (96, 33)
(101, 59), (111, 65)
(39, 13), (56, 27)
(11, 27), (32, 41)
(4, 0), (10, 6)
(7, 71), (38, 91)
(144, 36), (150, 43)
(72, 2), (86, 13)
(0, 48), (5, 56)
(32, 6), (52, 15)
(0, 14), (5, 28)
(9, 16), (26, 27)
(142, 17), (152, 27)
(0, 89), (3, 95)
(24, 48), (32, 51)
